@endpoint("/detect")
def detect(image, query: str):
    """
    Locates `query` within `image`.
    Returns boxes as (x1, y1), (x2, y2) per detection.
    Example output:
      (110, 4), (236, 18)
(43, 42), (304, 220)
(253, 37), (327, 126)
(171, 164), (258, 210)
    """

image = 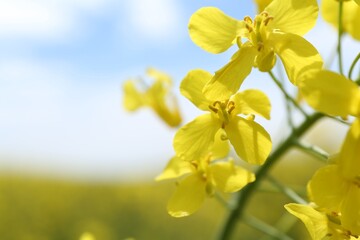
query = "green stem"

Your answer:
(217, 112), (324, 240)
(337, 0), (344, 75)
(243, 214), (293, 240)
(266, 175), (308, 204)
(294, 141), (329, 163)
(348, 52), (360, 80)
(268, 71), (308, 117)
